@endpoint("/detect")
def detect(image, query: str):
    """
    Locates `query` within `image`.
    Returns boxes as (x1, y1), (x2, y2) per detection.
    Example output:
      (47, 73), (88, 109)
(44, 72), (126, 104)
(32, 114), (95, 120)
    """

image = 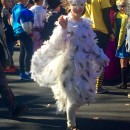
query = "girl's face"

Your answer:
(70, 2), (85, 20)
(120, 4), (126, 13)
